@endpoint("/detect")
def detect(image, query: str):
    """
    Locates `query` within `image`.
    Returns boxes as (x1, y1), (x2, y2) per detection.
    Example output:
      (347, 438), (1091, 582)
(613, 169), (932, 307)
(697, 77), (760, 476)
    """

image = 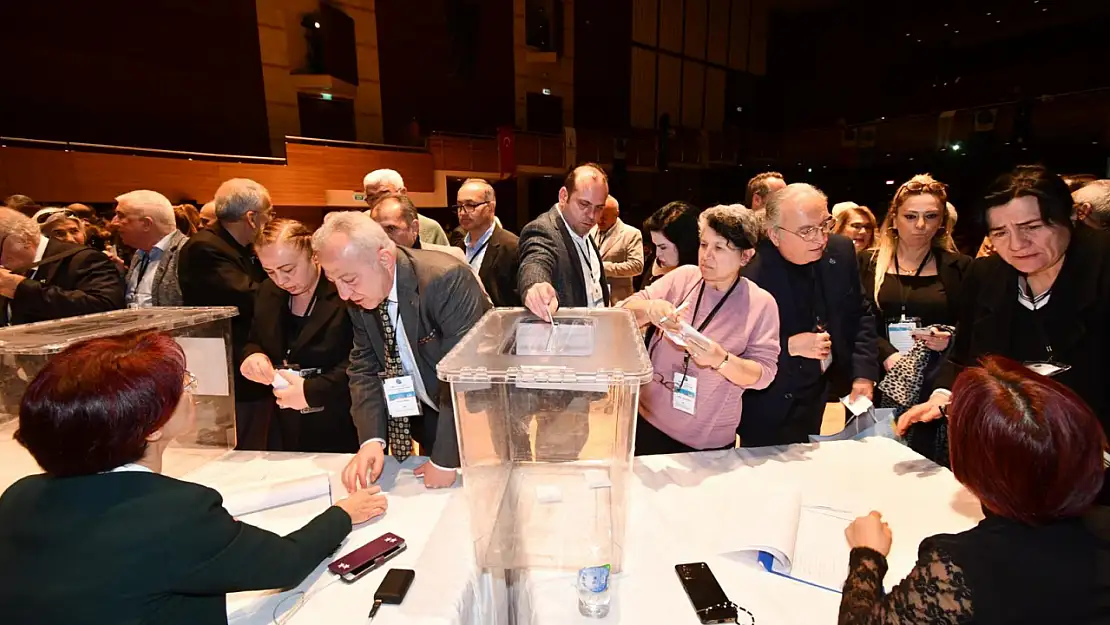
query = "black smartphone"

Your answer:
(675, 562), (737, 624)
